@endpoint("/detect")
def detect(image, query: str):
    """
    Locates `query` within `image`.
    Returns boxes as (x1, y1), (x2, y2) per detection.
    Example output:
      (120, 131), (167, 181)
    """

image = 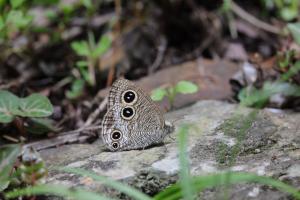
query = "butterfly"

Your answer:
(101, 78), (174, 151)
